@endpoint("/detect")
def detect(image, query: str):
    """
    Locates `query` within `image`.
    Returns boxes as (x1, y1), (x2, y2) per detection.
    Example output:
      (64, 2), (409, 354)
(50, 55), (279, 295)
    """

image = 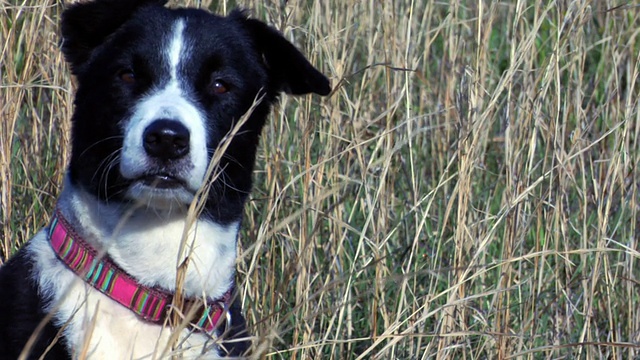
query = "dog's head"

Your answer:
(60, 0), (330, 224)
